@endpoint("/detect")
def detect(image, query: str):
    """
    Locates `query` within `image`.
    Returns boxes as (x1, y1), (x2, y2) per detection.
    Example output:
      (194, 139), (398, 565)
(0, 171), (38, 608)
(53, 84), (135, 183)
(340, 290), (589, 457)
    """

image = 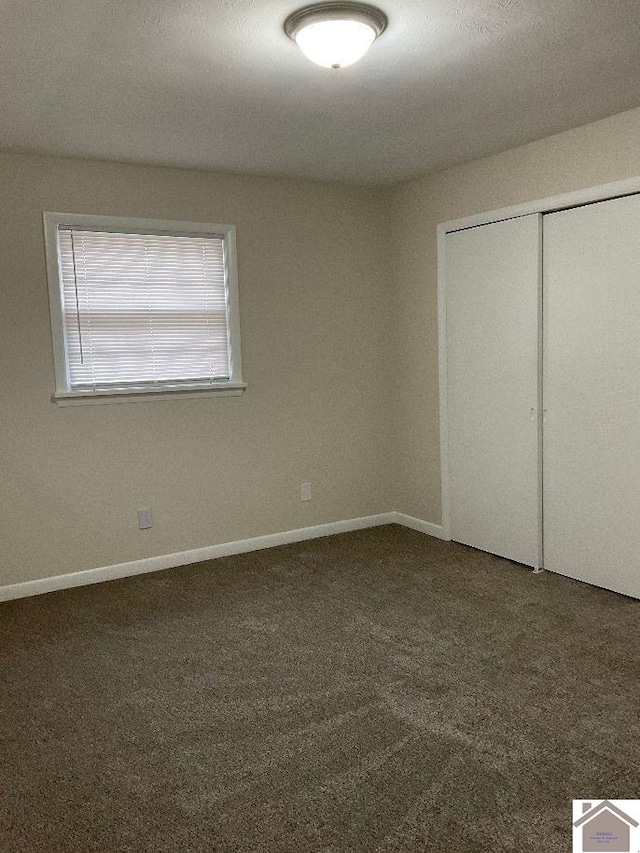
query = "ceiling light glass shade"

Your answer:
(295, 20), (375, 68)
(285, 3), (387, 70)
